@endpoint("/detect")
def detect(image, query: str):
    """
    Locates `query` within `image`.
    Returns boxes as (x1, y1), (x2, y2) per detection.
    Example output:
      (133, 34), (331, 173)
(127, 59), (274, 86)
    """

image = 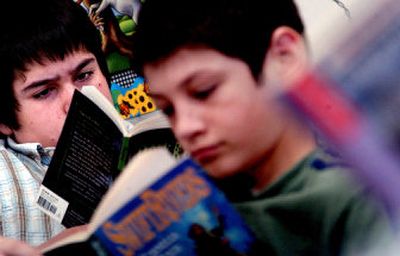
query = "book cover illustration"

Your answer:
(90, 158), (257, 256)
(76, 0), (156, 120)
(77, 0), (137, 60)
(111, 73), (157, 120)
